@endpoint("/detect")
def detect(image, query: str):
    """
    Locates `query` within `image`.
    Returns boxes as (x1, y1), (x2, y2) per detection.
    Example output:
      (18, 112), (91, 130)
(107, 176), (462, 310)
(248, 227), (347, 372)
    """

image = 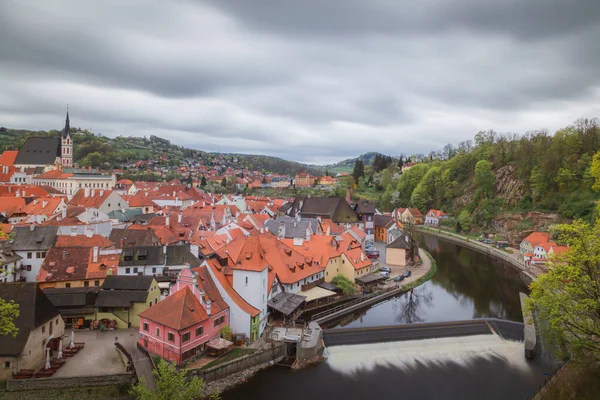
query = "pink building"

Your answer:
(138, 268), (229, 364)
